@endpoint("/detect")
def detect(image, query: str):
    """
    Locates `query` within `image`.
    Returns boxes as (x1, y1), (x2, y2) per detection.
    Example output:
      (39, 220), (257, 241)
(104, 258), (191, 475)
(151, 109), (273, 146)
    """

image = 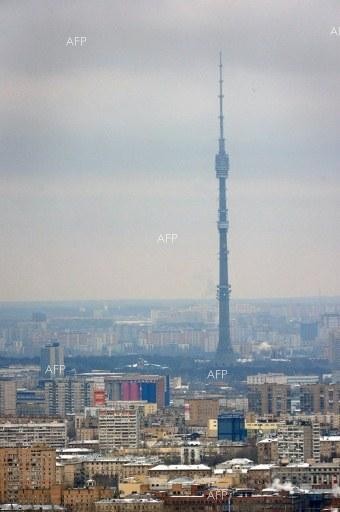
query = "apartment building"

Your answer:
(277, 419), (320, 463)
(148, 464), (212, 479)
(44, 378), (86, 416)
(0, 378), (16, 416)
(320, 435), (340, 461)
(257, 438), (278, 464)
(0, 444), (56, 502)
(62, 487), (113, 512)
(98, 408), (140, 451)
(299, 383), (340, 414)
(248, 383), (340, 416)
(82, 456), (159, 480)
(272, 462), (340, 488)
(185, 398), (219, 427)
(0, 420), (67, 448)
(248, 383), (290, 416)
(40, 342), (64, 378)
